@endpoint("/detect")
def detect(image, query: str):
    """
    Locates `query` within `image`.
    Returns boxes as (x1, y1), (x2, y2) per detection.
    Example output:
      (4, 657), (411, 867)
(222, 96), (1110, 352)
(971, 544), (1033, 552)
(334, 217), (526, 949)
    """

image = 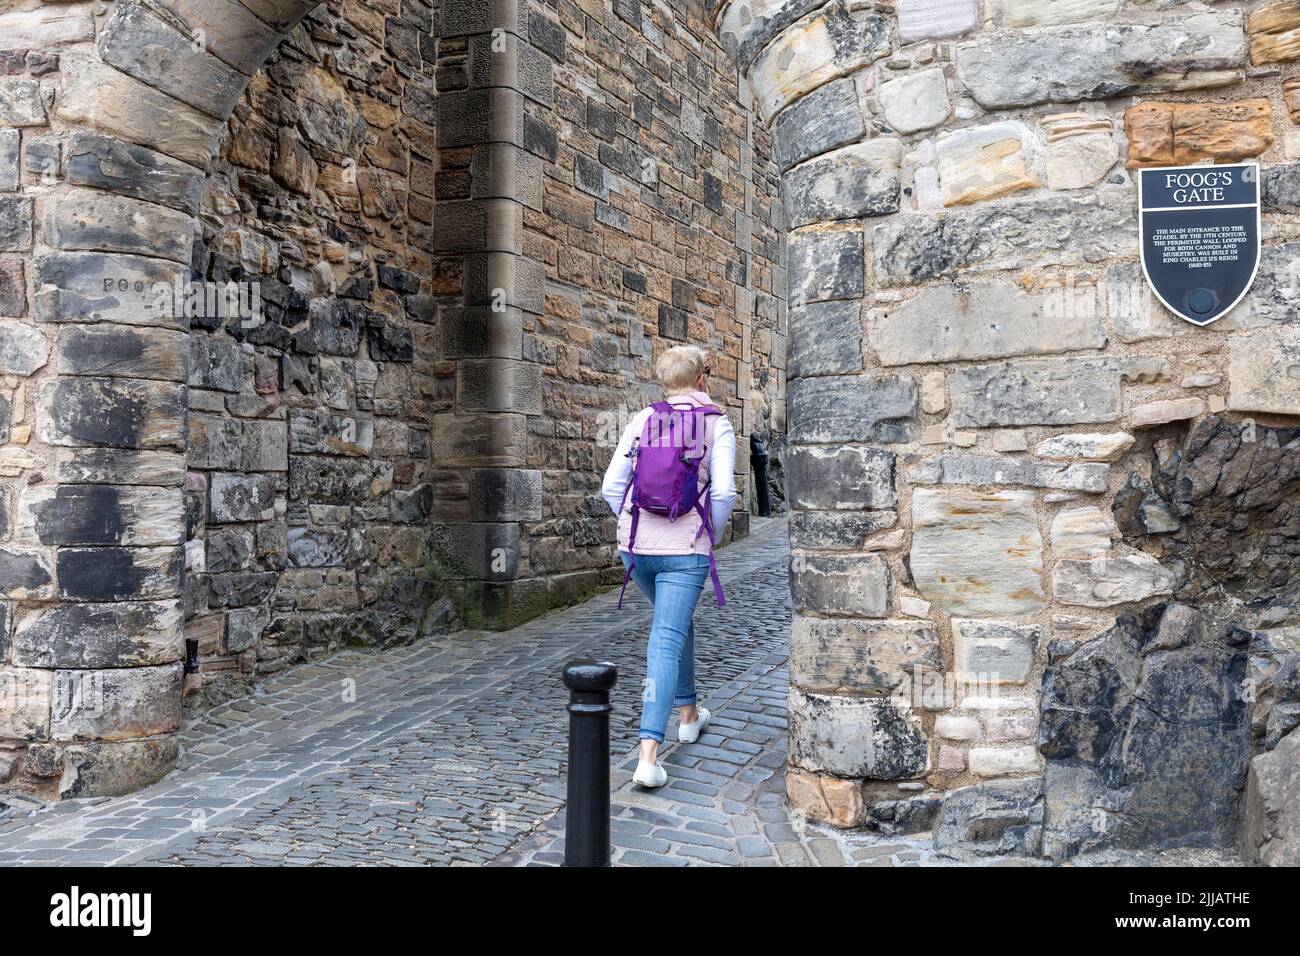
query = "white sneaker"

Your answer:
(677, 706), (711, 744)
(633, 760), (668, 788)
